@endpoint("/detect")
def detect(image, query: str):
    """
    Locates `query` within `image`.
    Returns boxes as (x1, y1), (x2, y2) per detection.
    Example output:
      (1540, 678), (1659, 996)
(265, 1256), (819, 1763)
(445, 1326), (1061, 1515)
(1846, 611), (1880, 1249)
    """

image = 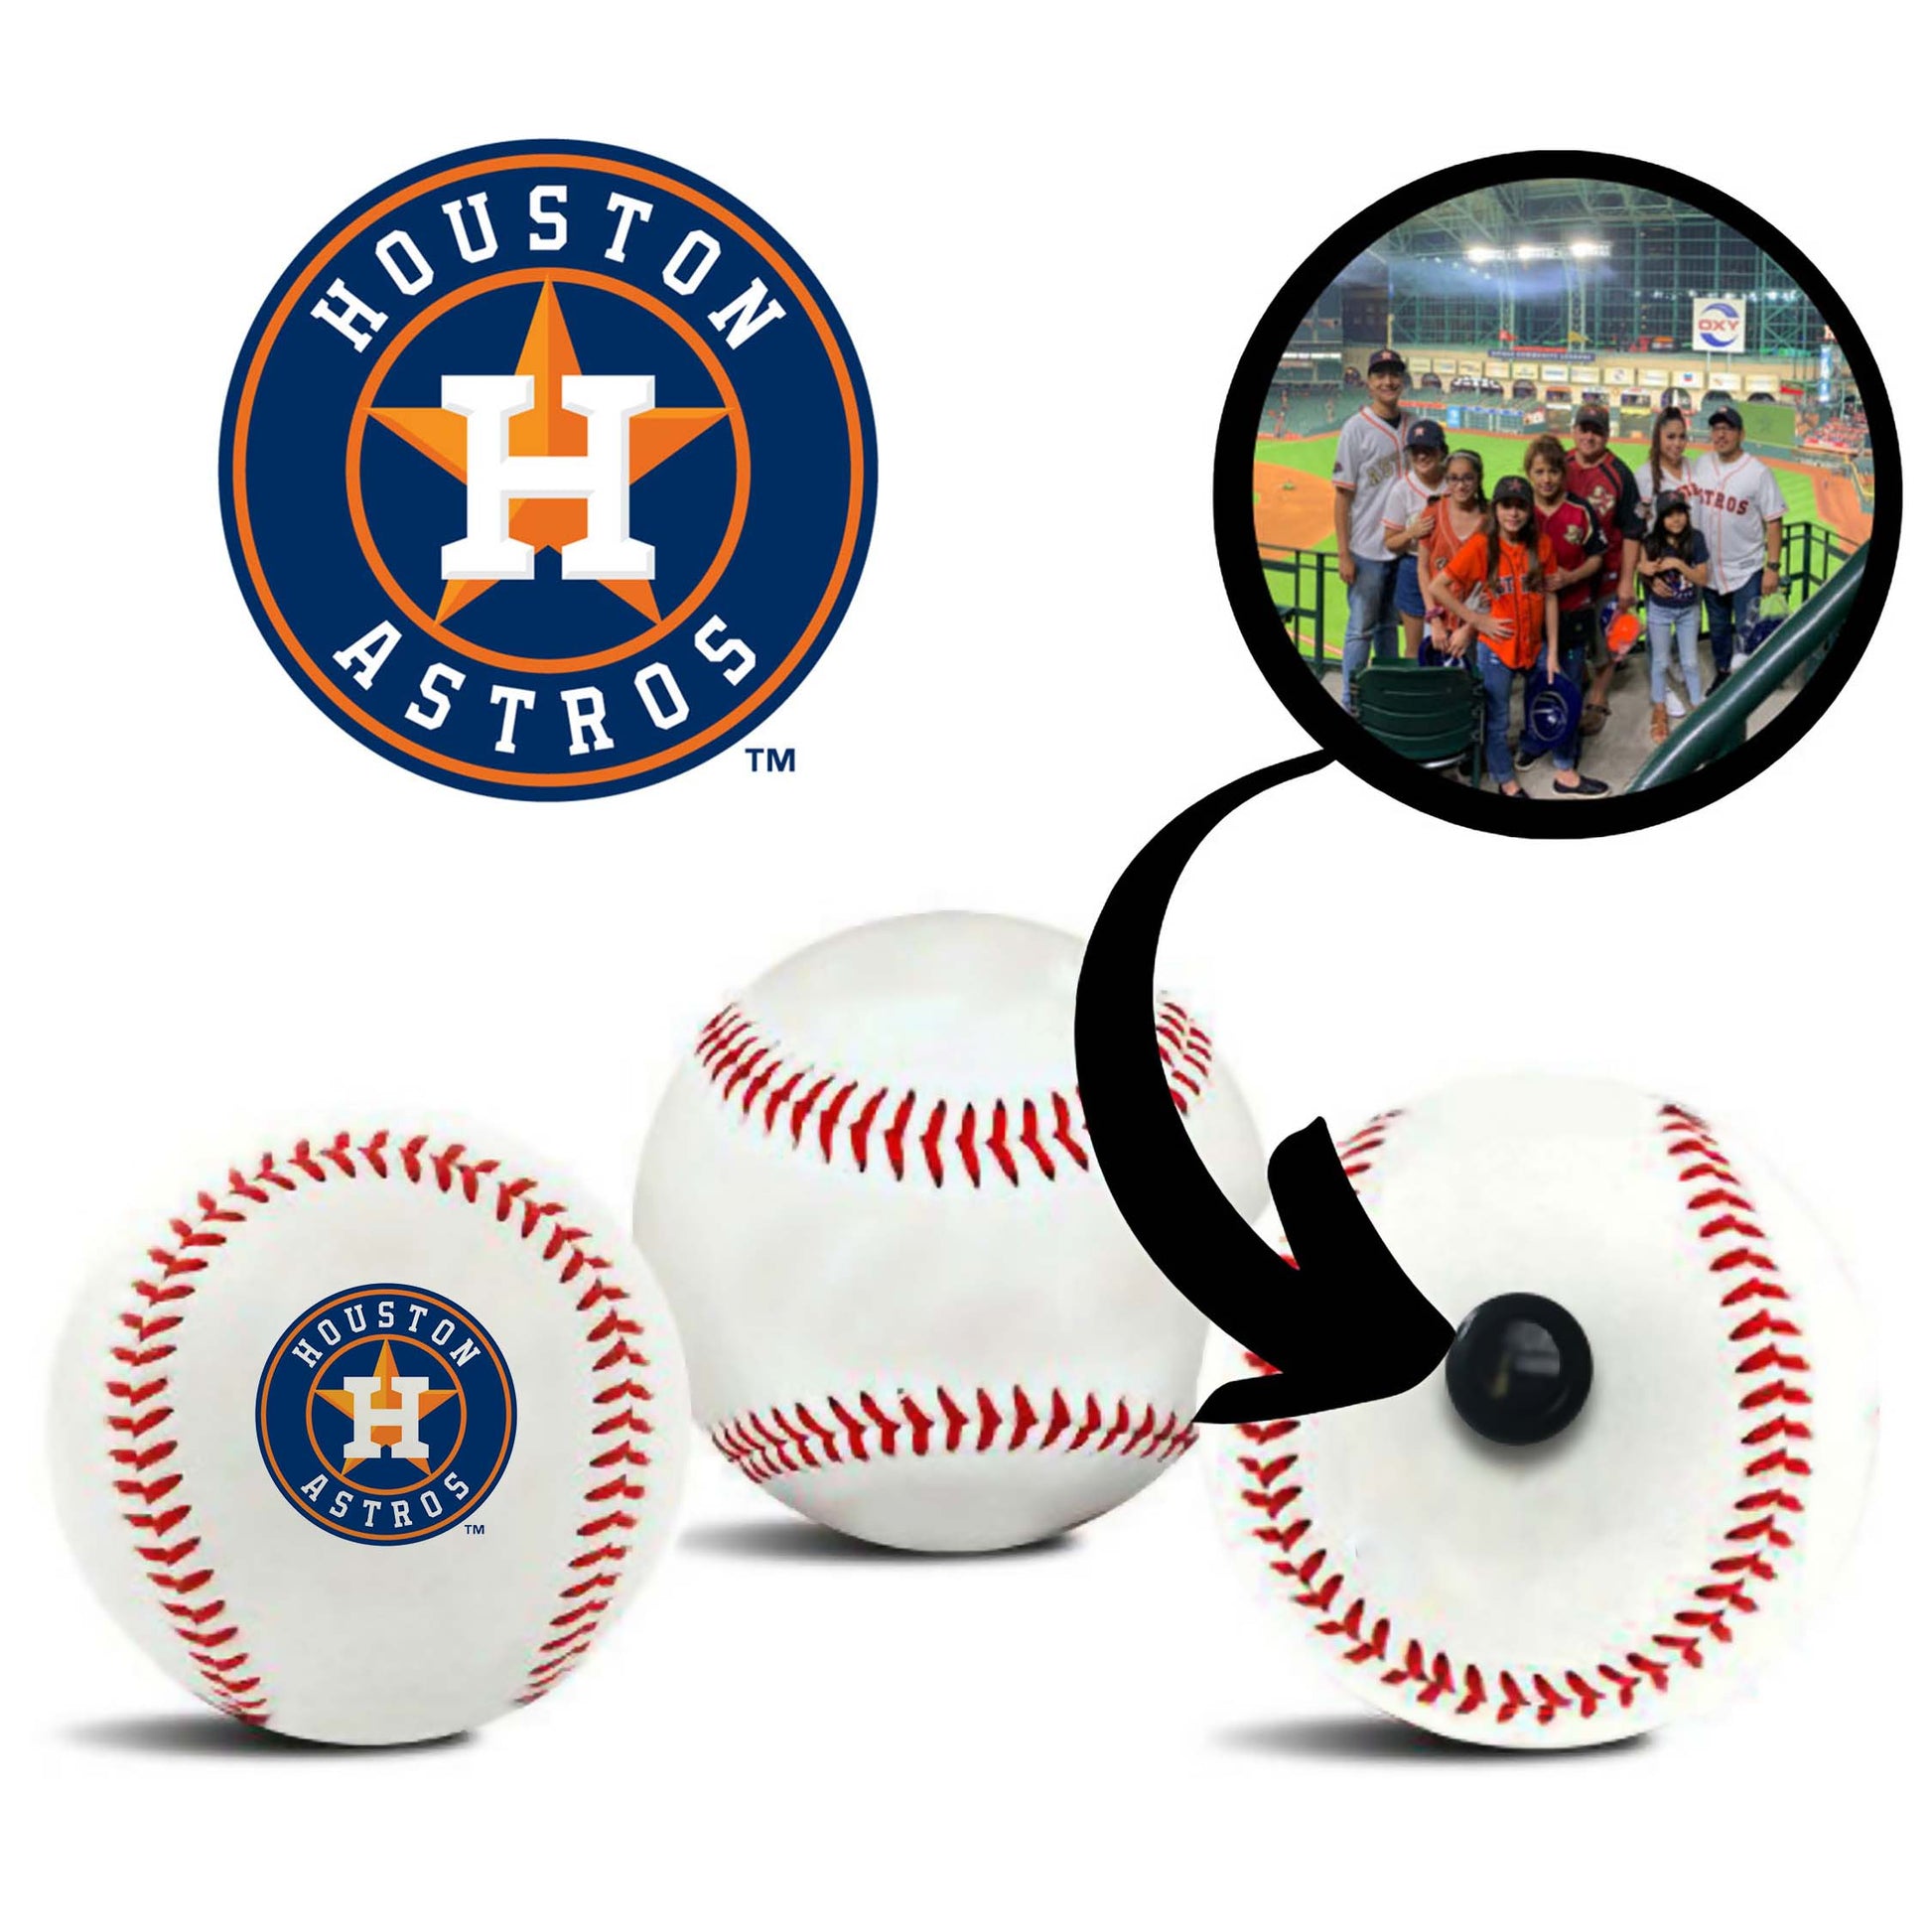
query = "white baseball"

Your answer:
(1207, 1074), (1876, 1747)
(51, 1118), (690, 1745)
(633, 911), (1267, 1552)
